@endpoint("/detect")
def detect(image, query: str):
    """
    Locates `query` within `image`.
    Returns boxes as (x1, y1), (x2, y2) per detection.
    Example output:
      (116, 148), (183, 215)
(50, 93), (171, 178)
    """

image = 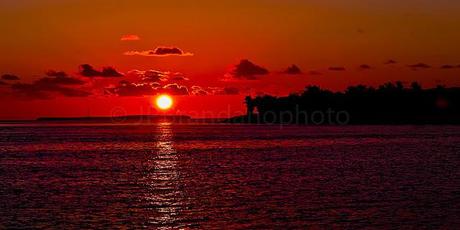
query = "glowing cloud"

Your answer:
(120, 34), (140, 41)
